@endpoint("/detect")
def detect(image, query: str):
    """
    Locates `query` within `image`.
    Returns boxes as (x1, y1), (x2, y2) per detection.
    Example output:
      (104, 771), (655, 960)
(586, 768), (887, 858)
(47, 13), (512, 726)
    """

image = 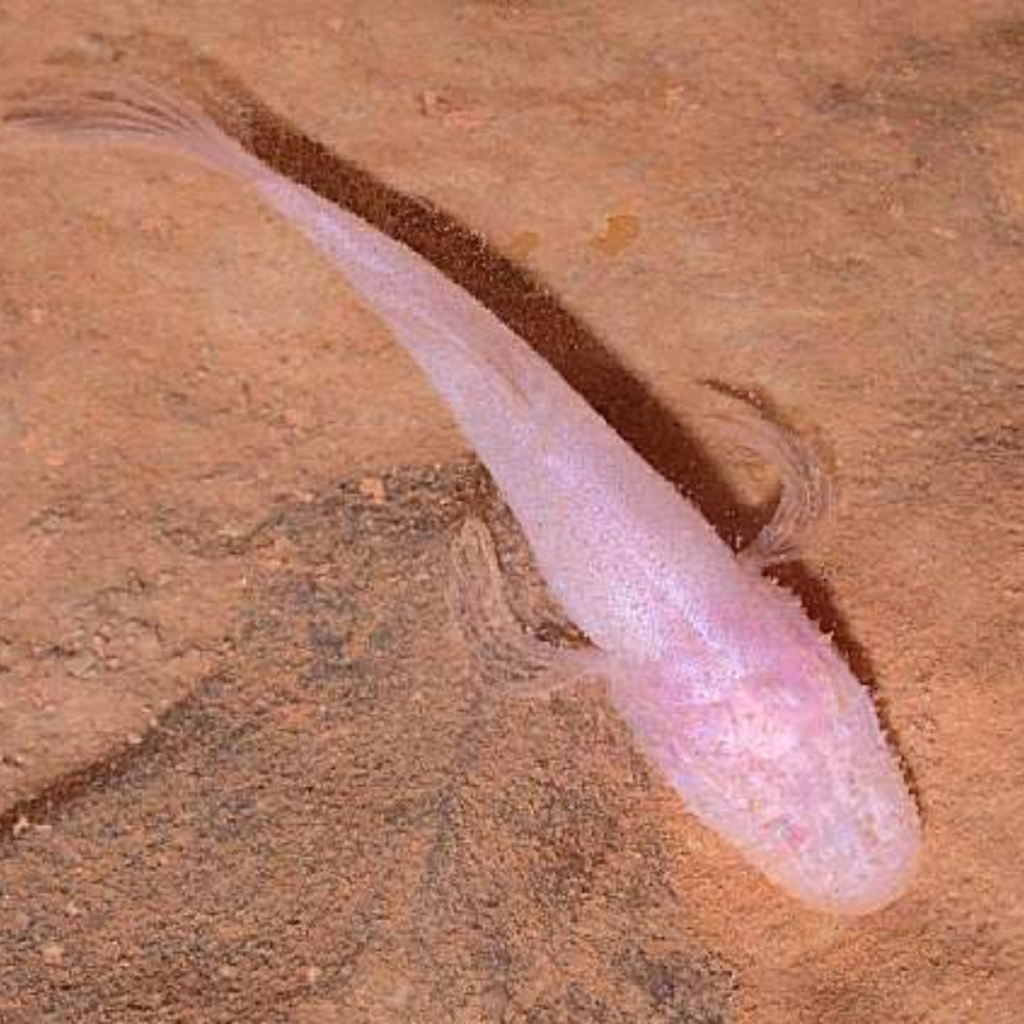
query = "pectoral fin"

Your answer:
(447, 517), (610, 699)
(703, 383), (836, 570)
